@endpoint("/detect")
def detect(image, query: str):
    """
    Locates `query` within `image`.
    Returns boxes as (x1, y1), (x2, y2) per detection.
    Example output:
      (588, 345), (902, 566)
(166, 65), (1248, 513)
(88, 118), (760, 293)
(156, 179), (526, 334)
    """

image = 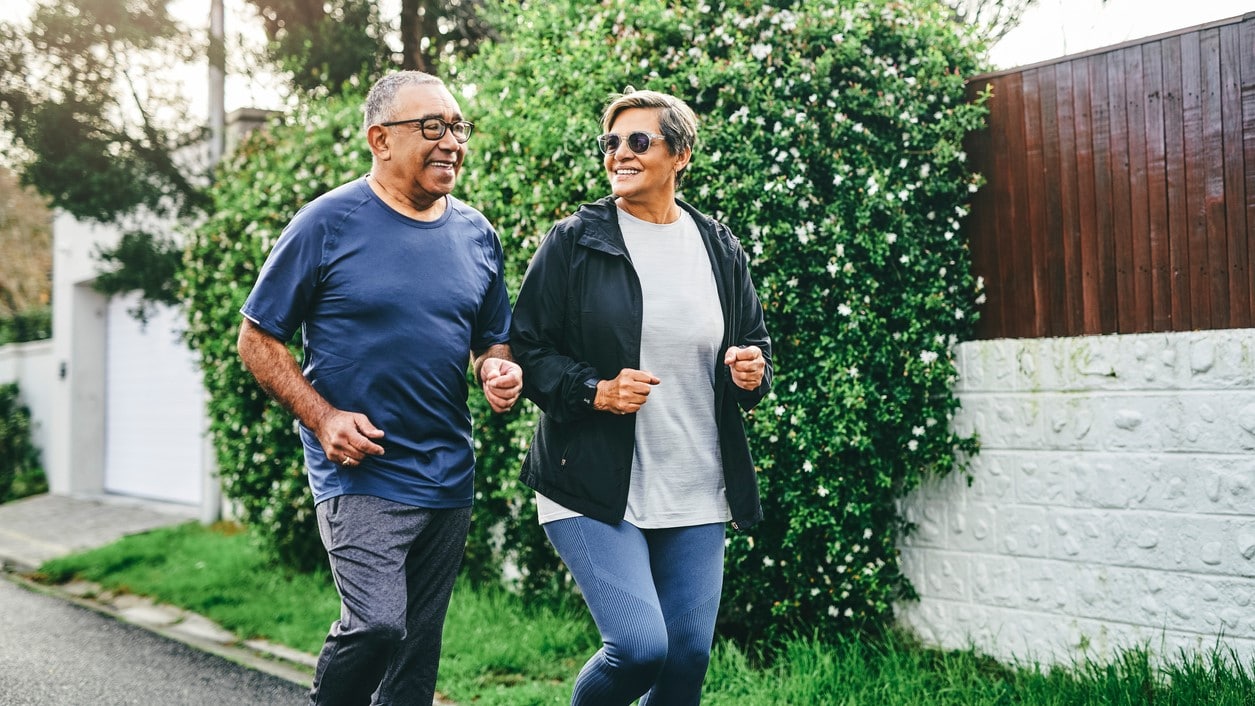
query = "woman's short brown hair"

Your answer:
(601, 87), (698, 179)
